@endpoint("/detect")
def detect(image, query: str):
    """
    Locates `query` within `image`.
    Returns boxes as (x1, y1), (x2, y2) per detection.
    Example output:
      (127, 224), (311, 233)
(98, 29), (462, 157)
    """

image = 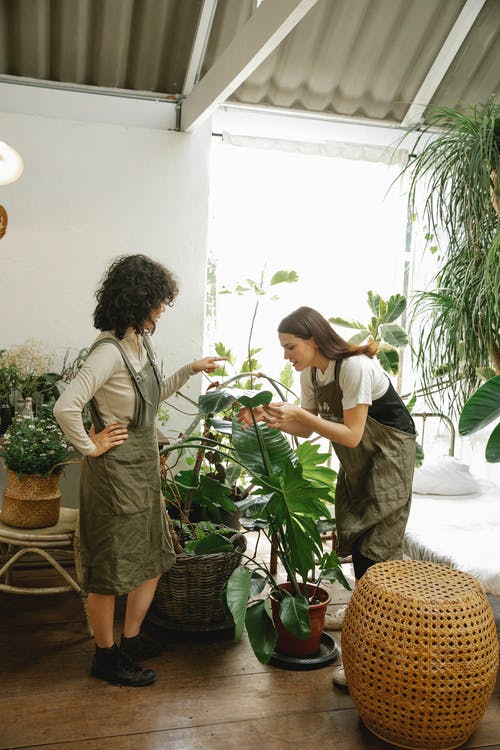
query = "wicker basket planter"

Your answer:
(153, 527), (246, 627)
(1, 470), (61, 529)
(342, 560), (499, 750)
